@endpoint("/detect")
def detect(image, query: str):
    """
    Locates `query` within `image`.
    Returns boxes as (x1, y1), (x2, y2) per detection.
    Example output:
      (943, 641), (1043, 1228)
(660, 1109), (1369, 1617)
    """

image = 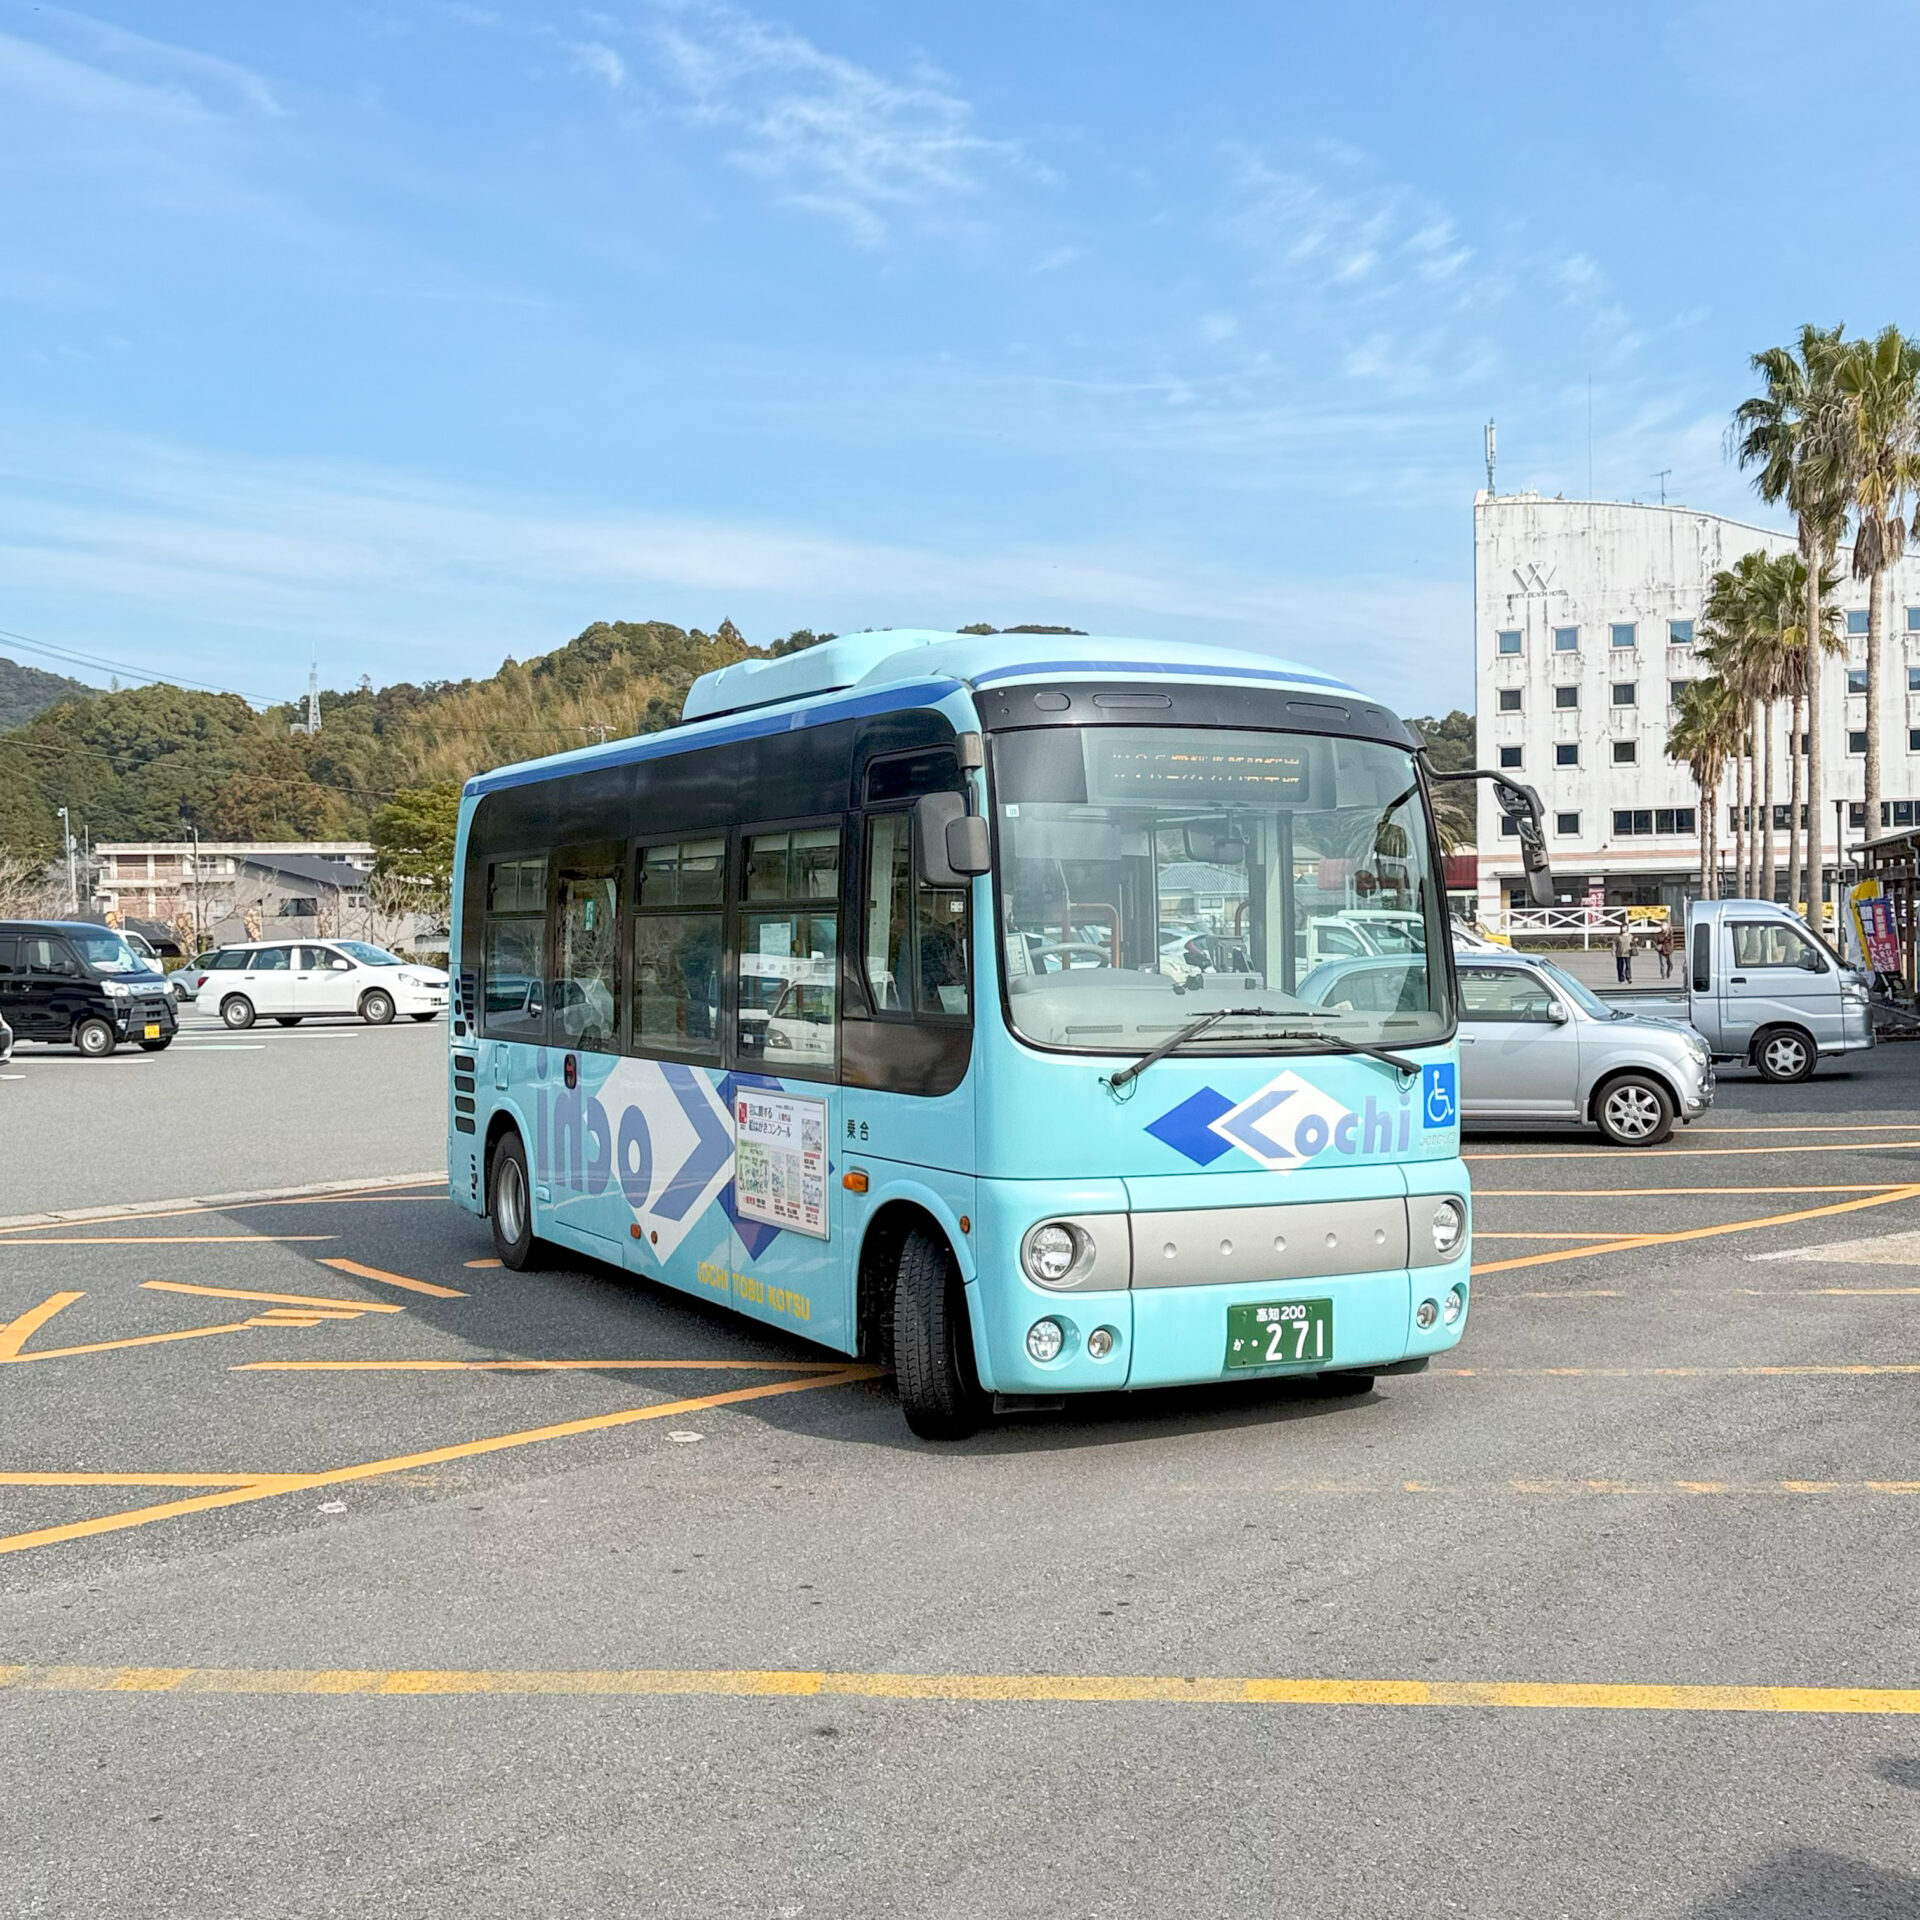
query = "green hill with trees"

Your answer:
(0, 655), (94, 732)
